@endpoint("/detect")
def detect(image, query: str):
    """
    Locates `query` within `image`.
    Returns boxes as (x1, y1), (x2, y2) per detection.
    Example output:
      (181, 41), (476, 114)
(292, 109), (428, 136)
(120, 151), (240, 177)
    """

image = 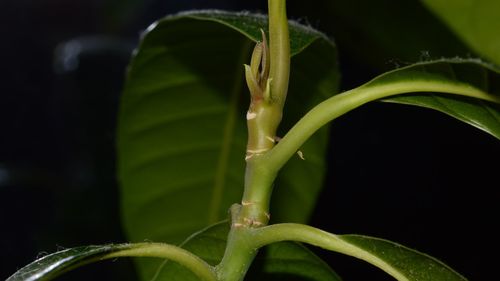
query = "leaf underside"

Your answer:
(118, 10), (339, 279)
